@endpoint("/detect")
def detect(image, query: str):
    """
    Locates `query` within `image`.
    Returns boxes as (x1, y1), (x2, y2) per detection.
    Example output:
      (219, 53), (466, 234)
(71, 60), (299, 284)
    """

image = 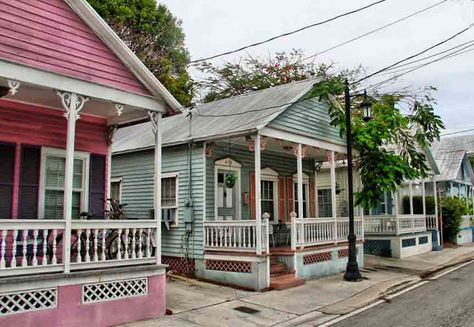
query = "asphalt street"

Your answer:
(333, 262), (474, 327)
